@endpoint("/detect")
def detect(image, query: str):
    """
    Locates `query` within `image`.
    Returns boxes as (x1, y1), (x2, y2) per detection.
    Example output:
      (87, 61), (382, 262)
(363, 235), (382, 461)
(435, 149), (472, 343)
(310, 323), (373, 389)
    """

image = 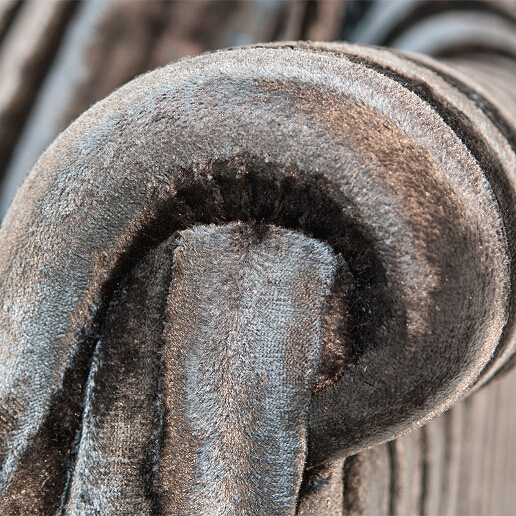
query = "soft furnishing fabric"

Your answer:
(1, 2), (516, 515)
(0, 39), (516, 514)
